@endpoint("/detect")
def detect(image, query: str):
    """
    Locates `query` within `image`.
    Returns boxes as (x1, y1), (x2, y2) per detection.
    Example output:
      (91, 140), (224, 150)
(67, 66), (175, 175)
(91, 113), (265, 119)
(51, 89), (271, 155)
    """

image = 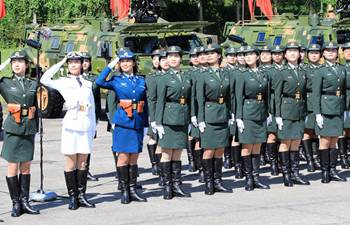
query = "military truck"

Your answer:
(23, 1), (216, 118)
(221, 1), (350, 49)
